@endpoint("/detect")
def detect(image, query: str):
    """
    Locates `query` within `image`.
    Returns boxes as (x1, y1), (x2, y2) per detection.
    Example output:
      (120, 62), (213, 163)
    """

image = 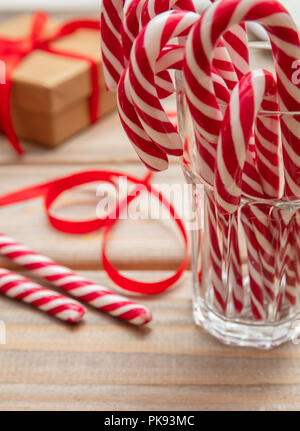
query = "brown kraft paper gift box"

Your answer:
(0, 14), (116, 147)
